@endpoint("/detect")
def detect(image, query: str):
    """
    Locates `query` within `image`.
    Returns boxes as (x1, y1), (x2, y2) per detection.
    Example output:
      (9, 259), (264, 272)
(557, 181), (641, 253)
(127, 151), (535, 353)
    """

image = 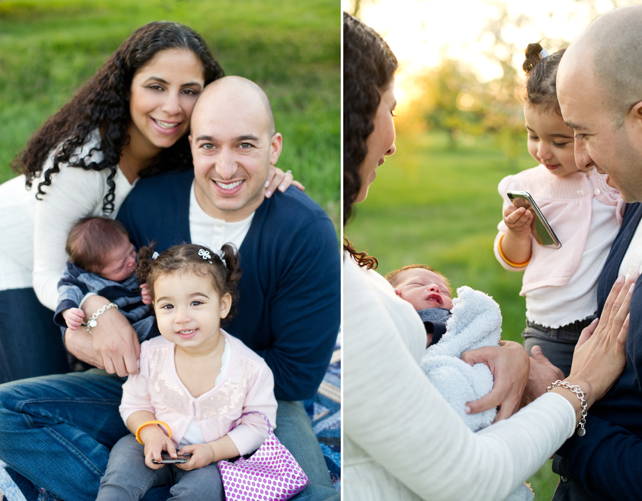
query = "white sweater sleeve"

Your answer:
(343, 257), (576, 501)
(33, 163), (106, 311)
